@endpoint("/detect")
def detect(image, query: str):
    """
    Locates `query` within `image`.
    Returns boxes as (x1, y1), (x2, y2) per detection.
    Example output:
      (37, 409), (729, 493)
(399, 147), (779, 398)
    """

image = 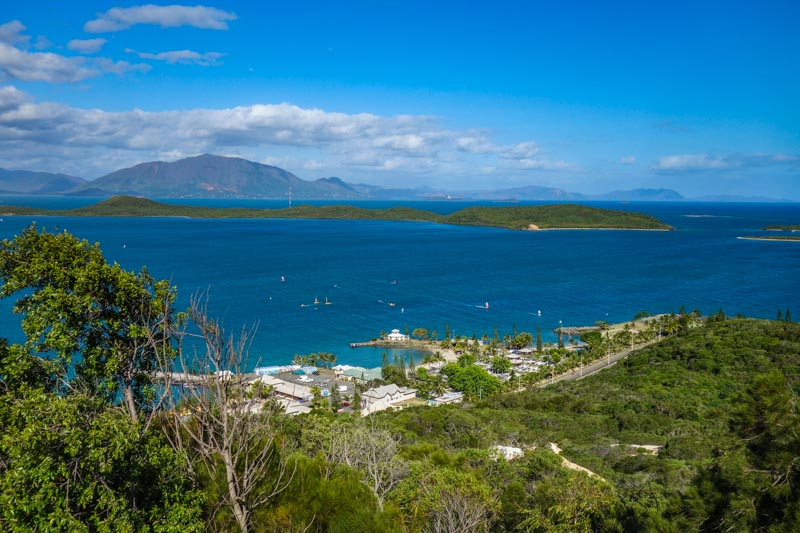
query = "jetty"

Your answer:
(350, 341), (375, 348)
